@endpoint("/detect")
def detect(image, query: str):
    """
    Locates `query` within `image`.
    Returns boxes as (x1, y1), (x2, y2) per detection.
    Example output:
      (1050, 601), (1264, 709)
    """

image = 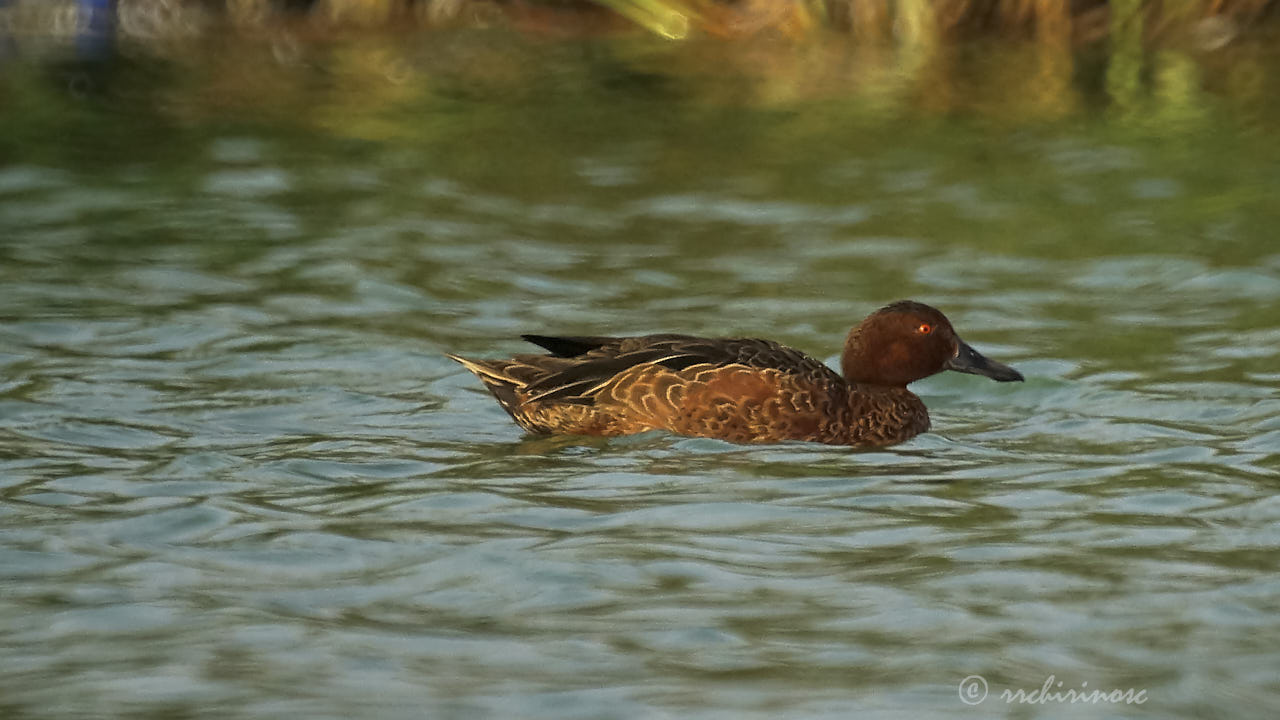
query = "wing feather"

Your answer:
(517, 334), (839, 406)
